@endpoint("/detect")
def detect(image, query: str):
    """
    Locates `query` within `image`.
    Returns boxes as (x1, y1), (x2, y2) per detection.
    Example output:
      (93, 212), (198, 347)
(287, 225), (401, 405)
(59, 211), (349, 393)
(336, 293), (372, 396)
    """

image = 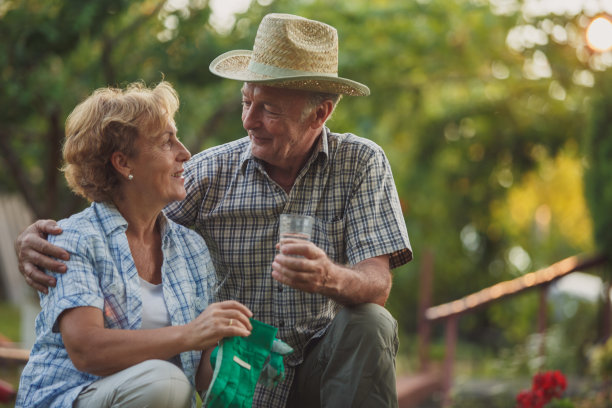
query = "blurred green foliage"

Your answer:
(584, 76), (612, 262)
(0, 0), (610, 371)
(589, 336), (612, 380)
(0, 303), (20, 342)
(0, 303), (21, 407)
